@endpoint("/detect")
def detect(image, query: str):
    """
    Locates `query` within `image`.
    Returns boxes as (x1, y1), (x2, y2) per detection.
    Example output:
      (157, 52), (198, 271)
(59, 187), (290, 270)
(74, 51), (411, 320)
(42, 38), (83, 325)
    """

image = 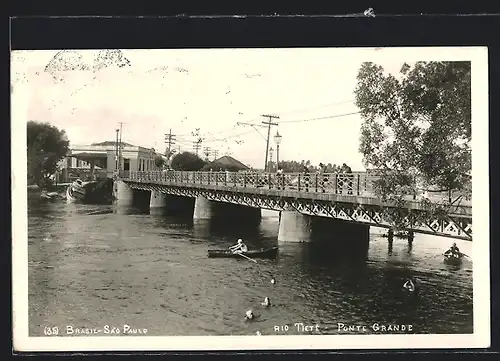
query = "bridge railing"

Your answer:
(120, 170), (472, 204)
(119, 170), (471, 203)
(118, 170), (405, 198)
